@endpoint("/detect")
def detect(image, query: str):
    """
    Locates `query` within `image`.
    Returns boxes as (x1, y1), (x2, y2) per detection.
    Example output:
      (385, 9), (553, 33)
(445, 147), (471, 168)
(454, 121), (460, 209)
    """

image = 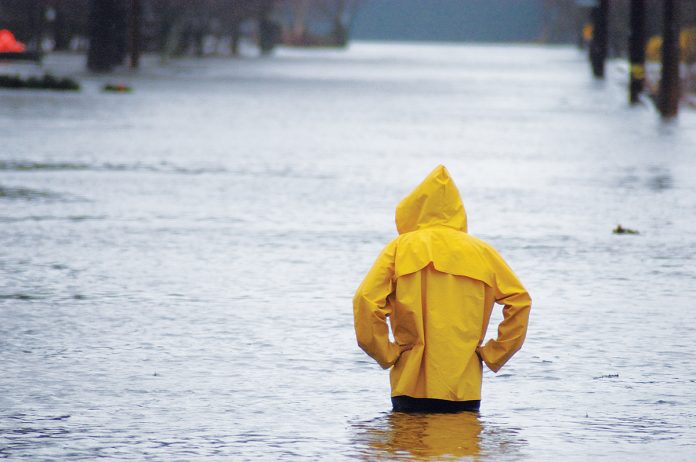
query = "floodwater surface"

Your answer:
(1, 43), (696, 460)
